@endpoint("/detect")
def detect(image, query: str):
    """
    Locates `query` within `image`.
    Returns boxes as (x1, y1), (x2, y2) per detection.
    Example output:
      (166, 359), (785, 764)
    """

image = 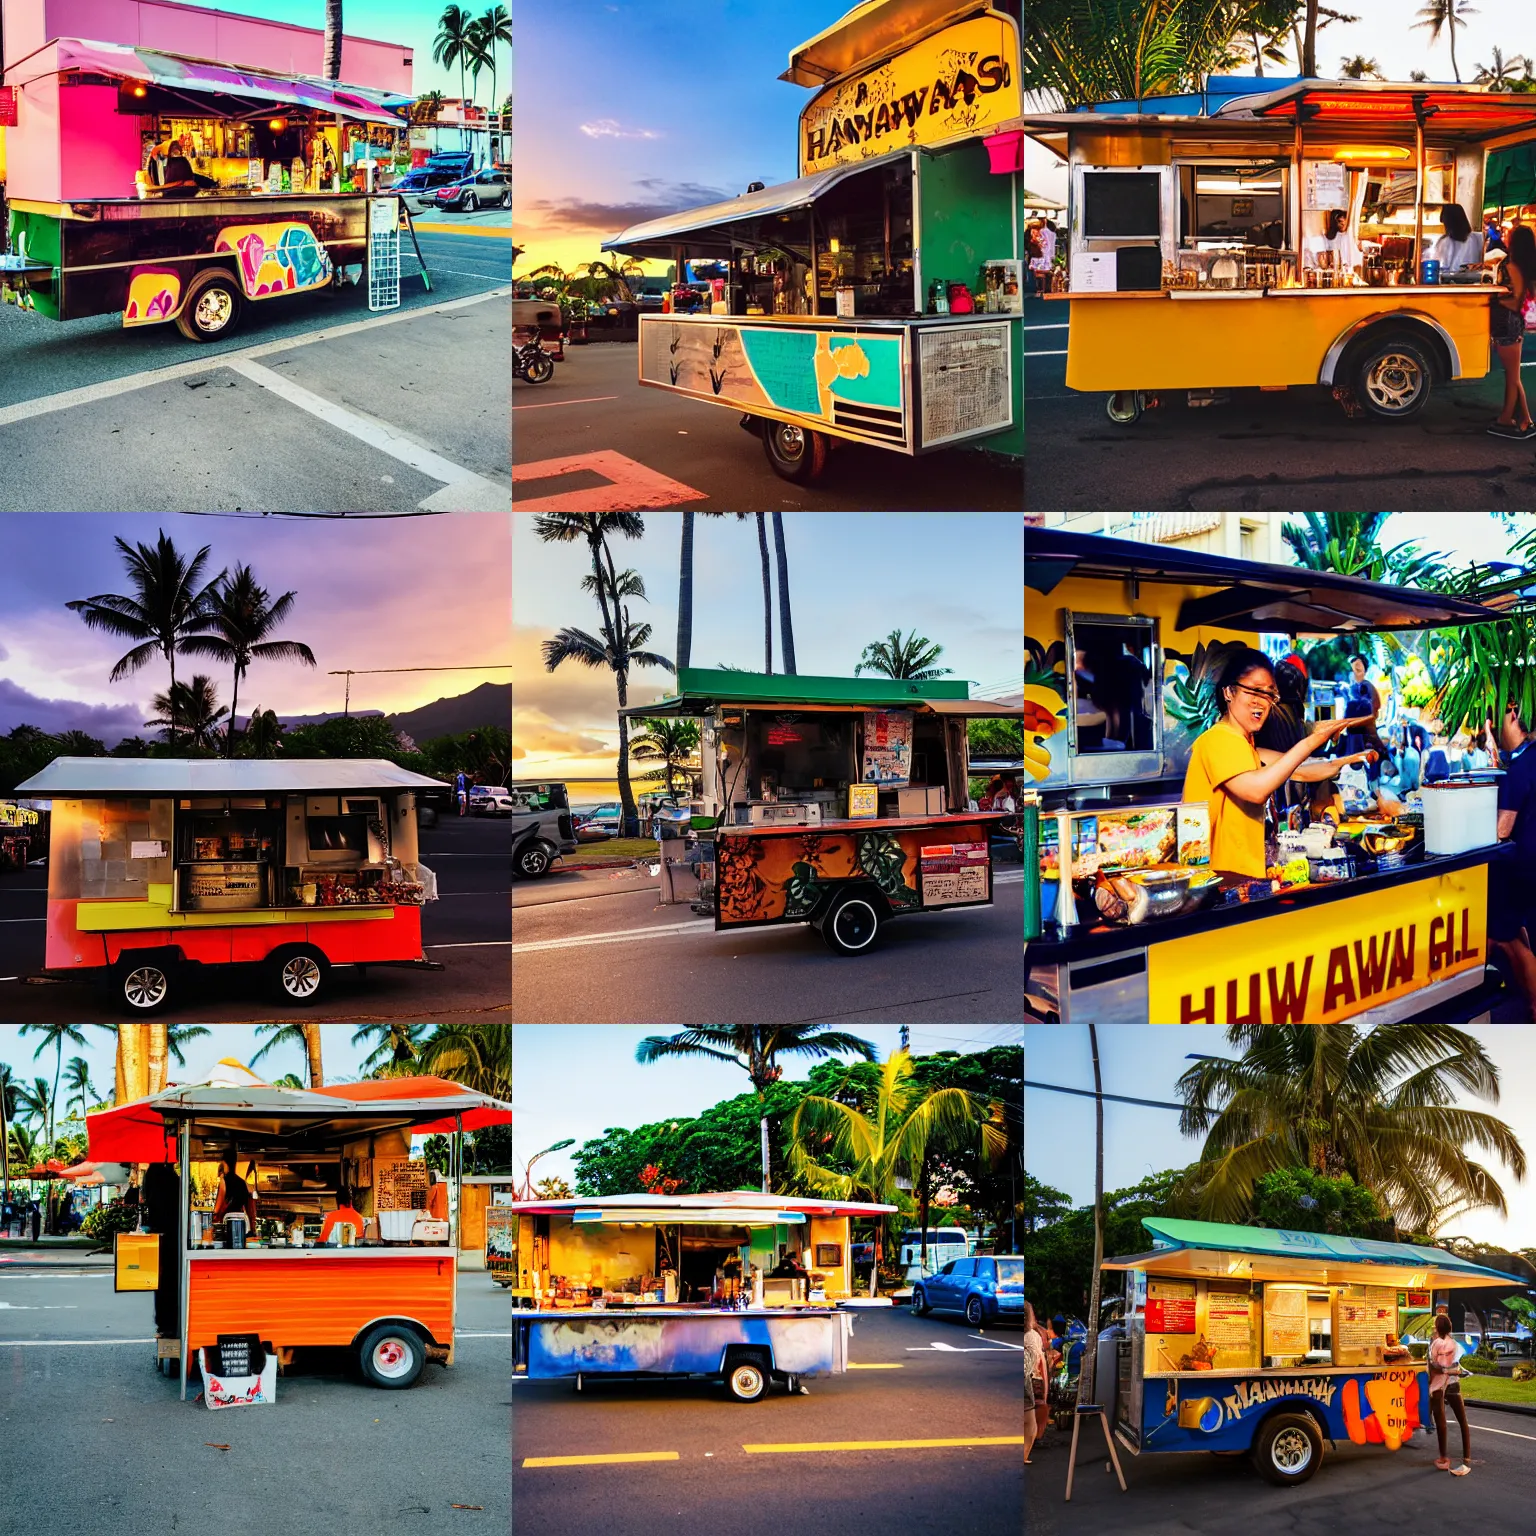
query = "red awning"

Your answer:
(308, 1076), (512, 1132)
(1218, 82), (1536, 140)
(85, 1102), (177, 1164)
